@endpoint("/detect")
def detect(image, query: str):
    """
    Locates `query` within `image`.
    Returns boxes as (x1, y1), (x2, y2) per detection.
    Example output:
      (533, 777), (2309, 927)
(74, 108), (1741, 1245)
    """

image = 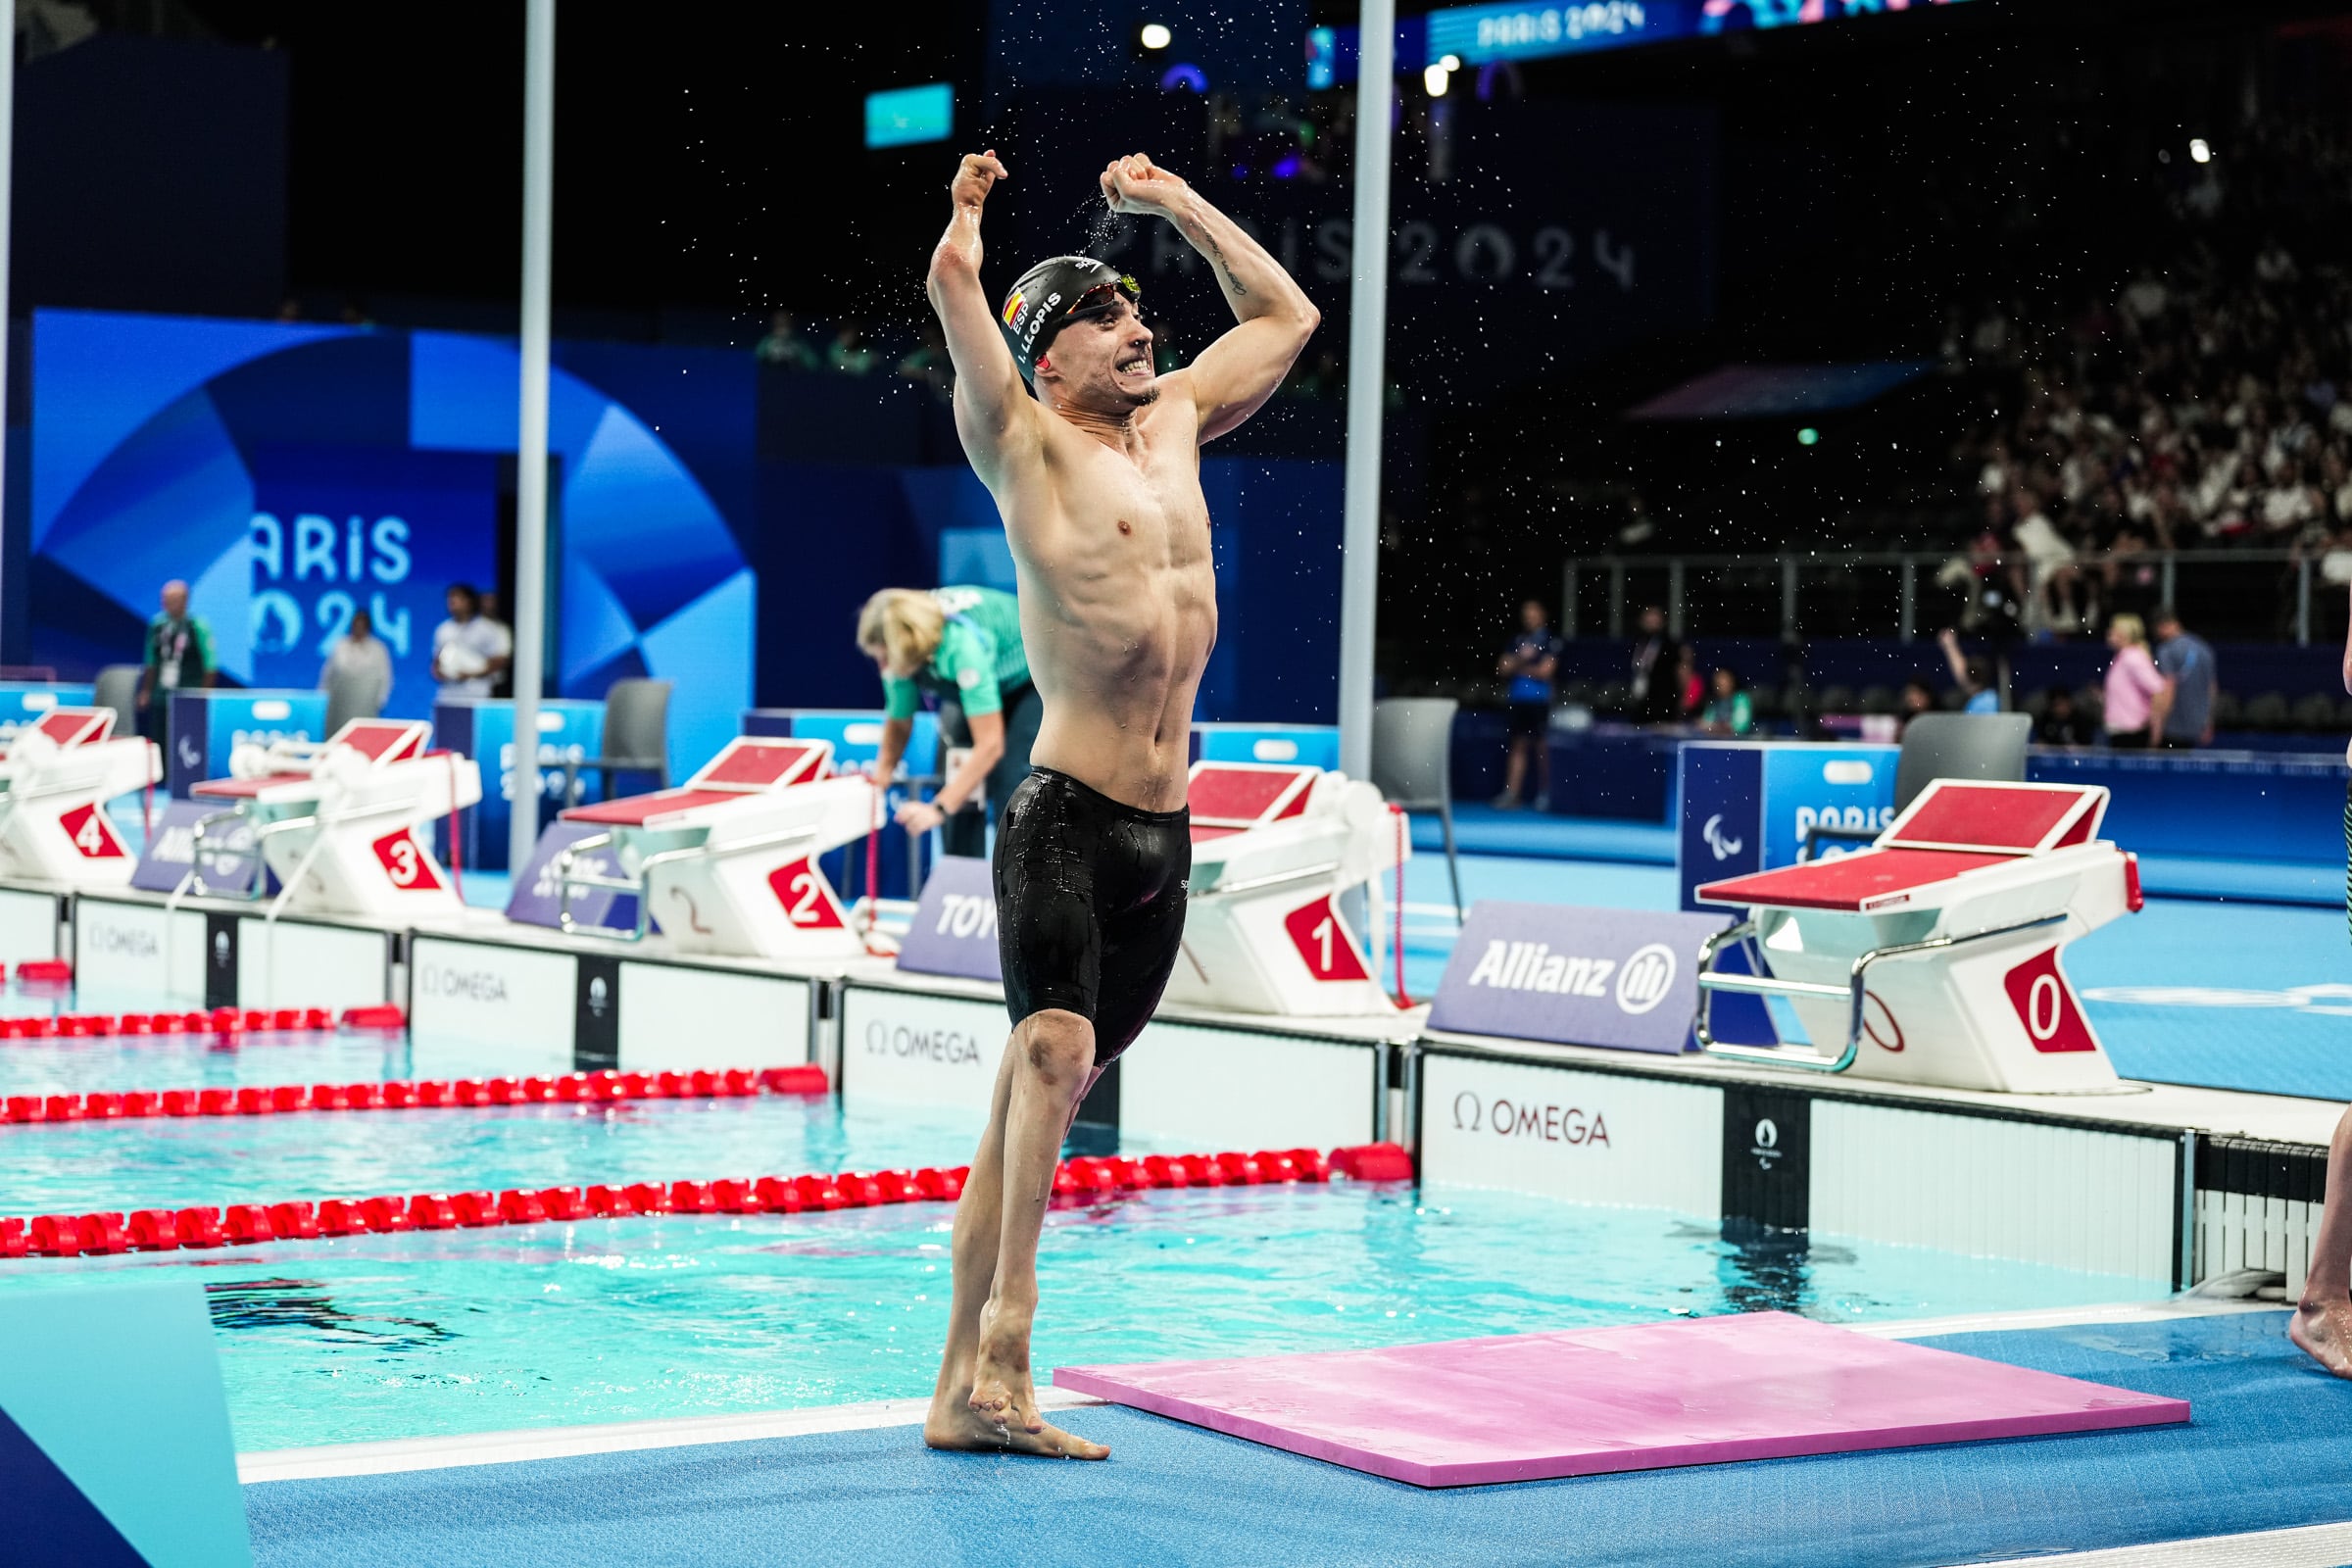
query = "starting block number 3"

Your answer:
(370, 828), (444, 892)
